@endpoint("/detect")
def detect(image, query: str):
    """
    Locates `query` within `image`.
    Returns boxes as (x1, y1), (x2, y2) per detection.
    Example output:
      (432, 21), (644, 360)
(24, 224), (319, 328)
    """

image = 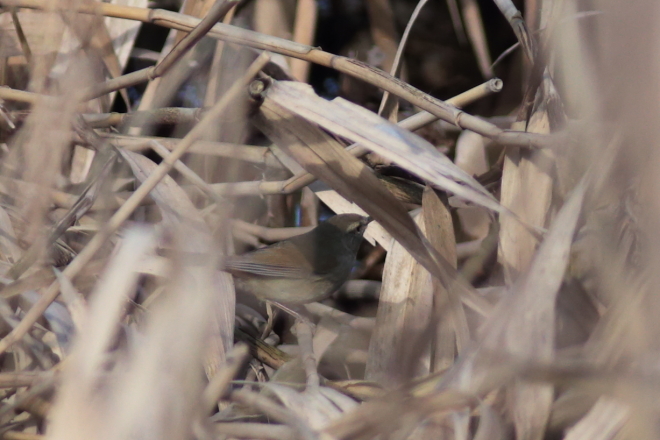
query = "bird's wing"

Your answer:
(223, 241), (314, 279)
